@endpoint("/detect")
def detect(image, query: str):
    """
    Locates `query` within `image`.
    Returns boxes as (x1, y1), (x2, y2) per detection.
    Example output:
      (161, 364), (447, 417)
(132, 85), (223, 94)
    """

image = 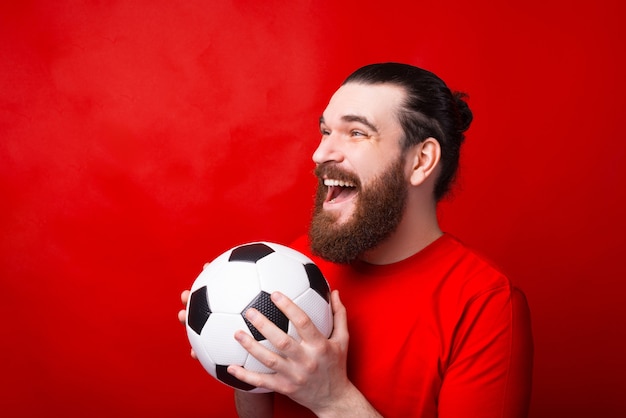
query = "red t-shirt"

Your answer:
(273, 233), (533, 417)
